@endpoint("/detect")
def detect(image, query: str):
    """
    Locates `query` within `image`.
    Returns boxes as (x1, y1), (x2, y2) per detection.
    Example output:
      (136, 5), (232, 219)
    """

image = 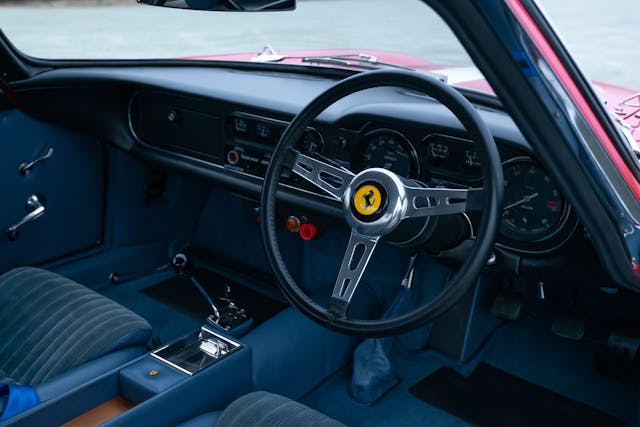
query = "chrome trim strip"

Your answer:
(149, 352), (194, 376)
